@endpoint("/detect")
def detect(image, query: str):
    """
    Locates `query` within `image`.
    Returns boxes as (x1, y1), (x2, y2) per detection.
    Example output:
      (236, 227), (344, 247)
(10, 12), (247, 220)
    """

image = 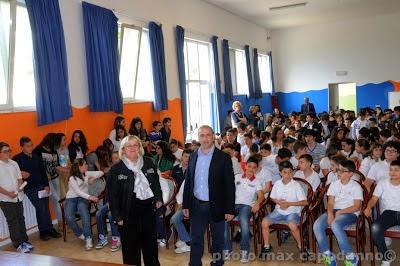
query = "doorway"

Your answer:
(328, 82), (357, 112)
